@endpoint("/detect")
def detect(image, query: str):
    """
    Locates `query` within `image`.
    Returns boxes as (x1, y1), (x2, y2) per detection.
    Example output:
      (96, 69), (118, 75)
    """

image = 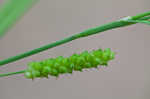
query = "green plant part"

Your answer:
(0, 0), (38, 37)
(0, 12), (150, 78)
(24, 48), (115, 79)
